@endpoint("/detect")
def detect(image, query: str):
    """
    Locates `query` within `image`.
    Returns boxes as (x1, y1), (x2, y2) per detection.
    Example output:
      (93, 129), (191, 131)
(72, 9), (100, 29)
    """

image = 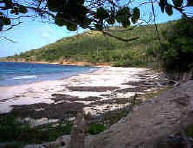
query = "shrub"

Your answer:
(0, 115), (72, 144)
(87, 123), (106, 135)
(161, 18), (193, 73)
